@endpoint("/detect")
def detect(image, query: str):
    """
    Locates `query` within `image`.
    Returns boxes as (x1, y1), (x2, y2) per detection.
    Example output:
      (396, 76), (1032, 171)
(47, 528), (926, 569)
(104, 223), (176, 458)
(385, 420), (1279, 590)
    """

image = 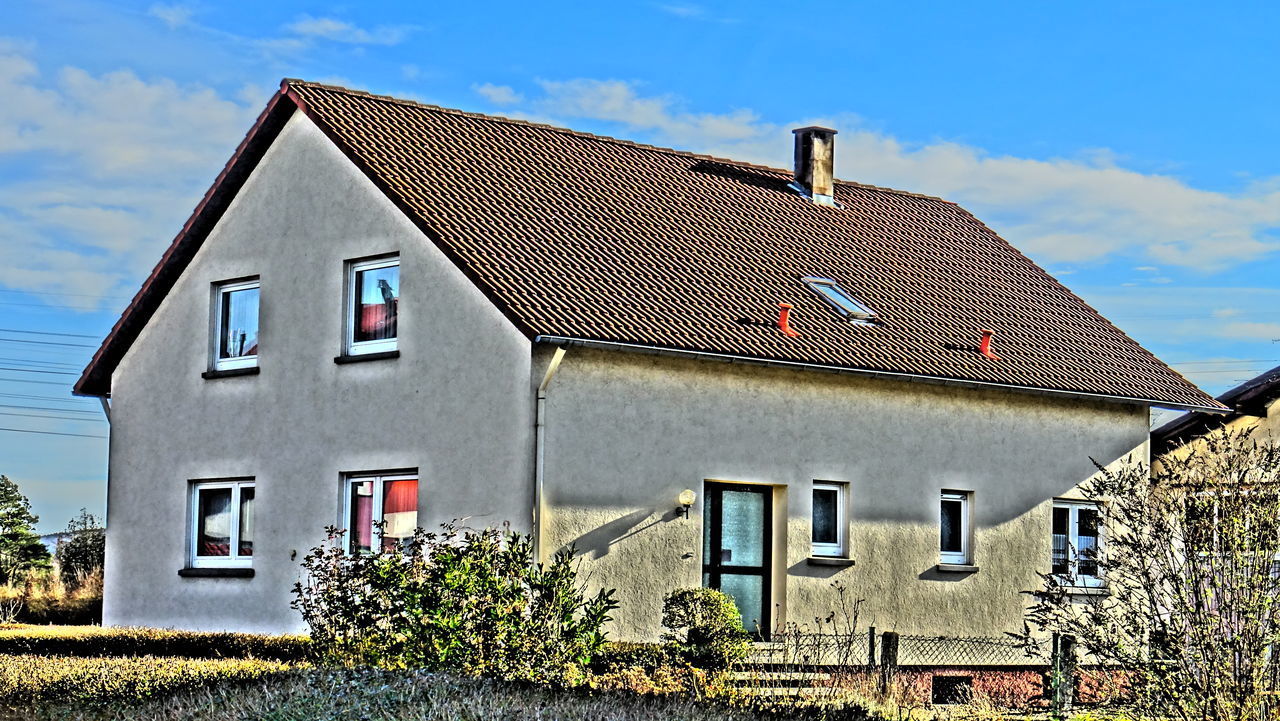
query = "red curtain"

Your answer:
(383, 479), (417, 514)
